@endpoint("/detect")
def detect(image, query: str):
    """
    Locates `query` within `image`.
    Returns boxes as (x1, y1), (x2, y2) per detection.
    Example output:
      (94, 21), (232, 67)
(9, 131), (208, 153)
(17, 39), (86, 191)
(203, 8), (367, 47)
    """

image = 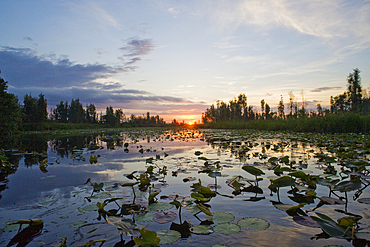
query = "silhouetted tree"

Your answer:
(23, 94), (38, 123)
(69, 98), (85, 123)
(278, 95), (284, 119)
(86, 103), (97, 123)
(0, 77), (22, 138)
(347, 68), (362, 112)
